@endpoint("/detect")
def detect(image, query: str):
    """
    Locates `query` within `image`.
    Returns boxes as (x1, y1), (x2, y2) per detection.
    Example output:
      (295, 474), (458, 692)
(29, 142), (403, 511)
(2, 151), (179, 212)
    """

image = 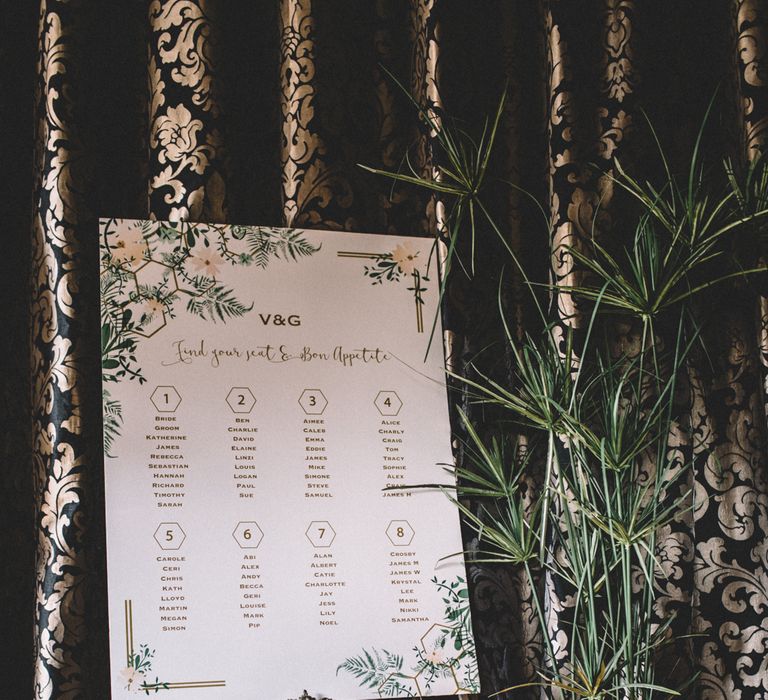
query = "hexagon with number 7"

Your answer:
(305, 520), (336, 547)
(232, 521), (264, 549)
